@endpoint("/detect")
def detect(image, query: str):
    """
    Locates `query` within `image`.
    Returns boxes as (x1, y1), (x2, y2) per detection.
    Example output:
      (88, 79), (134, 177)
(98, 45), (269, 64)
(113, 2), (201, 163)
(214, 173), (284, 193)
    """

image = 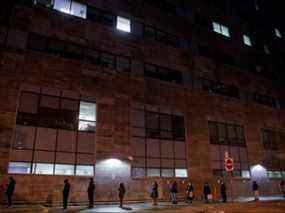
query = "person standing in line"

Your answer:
(252, 181), (259, 201)
(203, 182), (211, 203)
(118, 183), (126, 208)
(62, 179), (70, 210)
(87, 178), (95, 208)
(150, 181), (159, 206)
(220, 181), (227, 202)
(279, 180), (285, 197)
(6, 177), (16, 208)
(185, 182), (194, 203)
(170, 181), (178, 204)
